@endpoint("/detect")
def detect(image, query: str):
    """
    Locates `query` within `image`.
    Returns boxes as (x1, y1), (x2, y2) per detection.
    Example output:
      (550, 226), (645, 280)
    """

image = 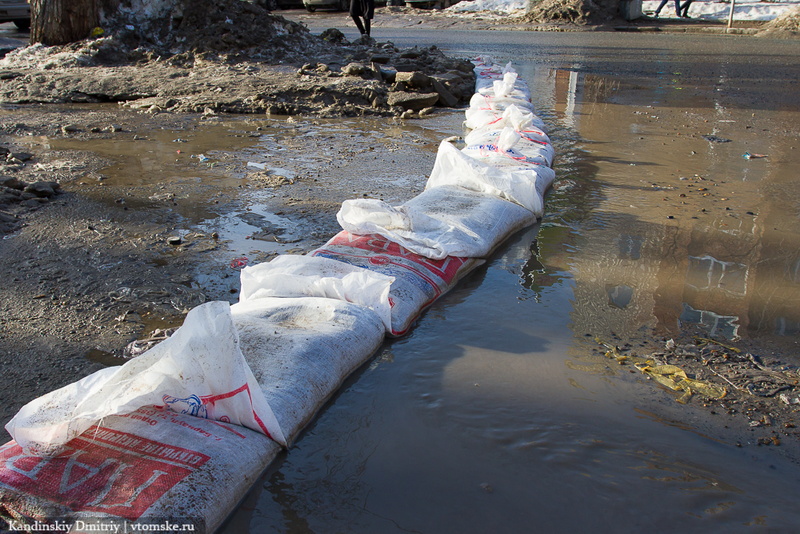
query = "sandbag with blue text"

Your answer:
(5, 301), (286, 455)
